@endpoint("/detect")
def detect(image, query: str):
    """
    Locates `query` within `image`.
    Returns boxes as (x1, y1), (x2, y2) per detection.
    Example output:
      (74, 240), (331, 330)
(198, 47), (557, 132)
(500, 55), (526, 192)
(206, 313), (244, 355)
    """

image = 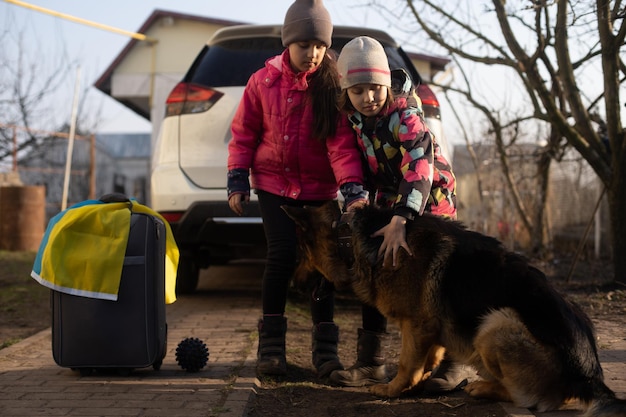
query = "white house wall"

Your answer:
(116, 19), (223, 74)
(411, 60), (432, 82)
